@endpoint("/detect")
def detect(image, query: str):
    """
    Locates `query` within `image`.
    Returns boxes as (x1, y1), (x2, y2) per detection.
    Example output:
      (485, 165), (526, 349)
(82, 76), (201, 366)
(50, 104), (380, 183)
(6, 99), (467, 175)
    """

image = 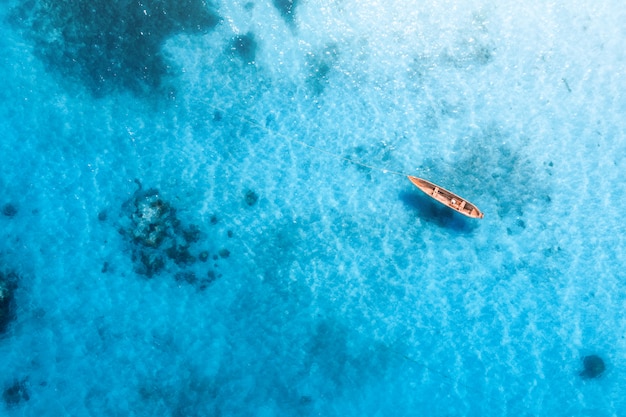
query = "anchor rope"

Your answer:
(208, 104), (476, 393)
(214, 104), (416, 178)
